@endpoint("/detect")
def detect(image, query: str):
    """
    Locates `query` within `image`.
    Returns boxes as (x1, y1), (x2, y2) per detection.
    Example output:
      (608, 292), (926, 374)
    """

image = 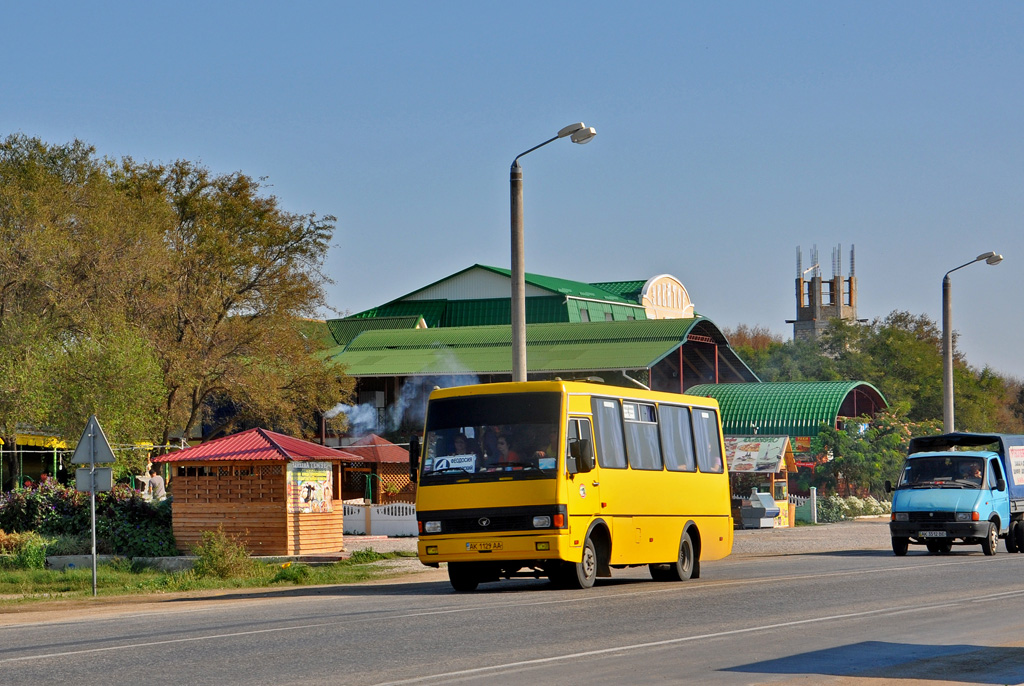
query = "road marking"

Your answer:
(0, 555), (1013, 662)
(368, 588), (1024, 685)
